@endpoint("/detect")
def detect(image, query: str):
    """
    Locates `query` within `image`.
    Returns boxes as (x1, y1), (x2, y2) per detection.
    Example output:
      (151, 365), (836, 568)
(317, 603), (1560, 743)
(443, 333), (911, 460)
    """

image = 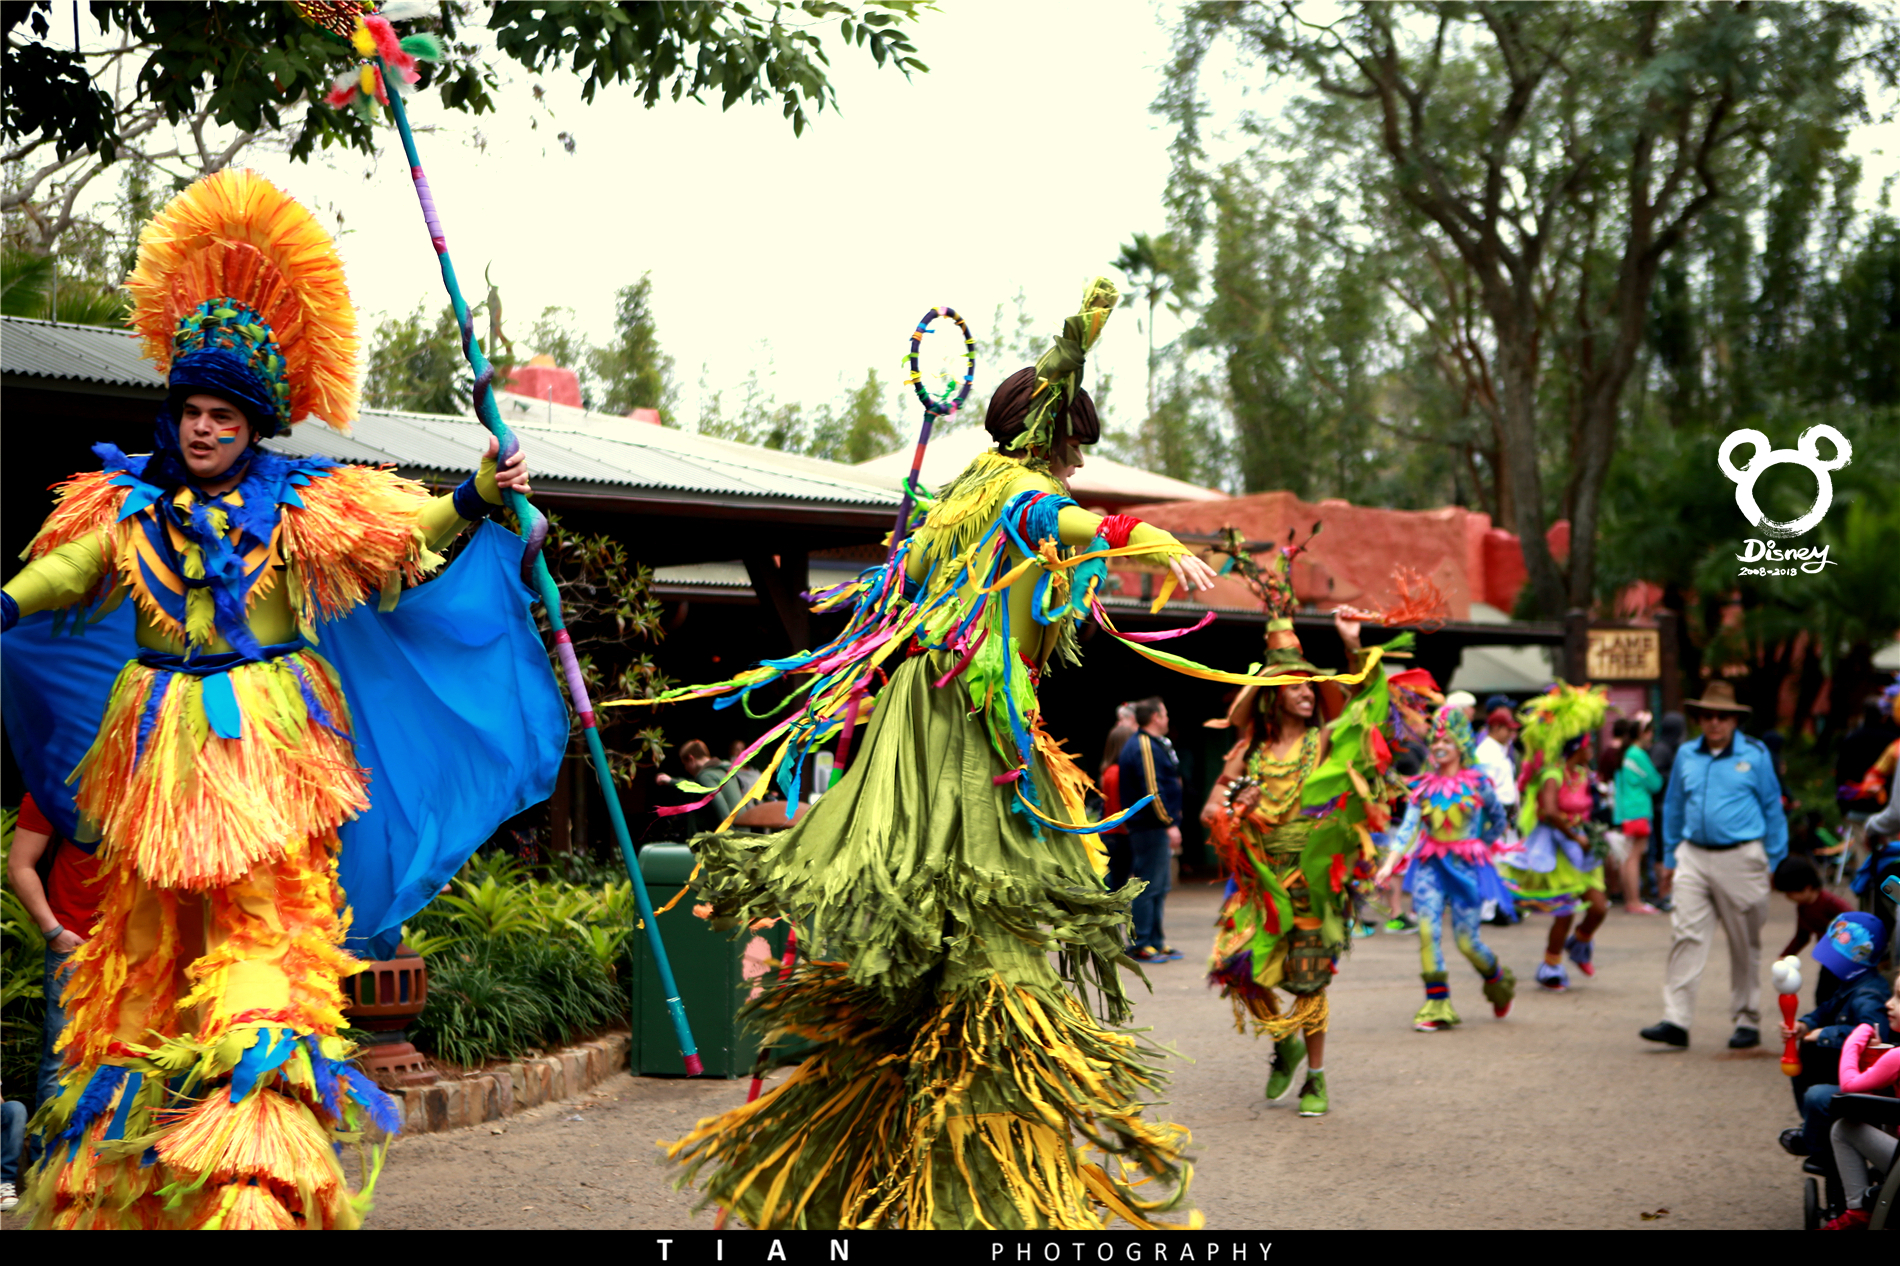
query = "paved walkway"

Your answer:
(365, 881), (1815, 1230)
